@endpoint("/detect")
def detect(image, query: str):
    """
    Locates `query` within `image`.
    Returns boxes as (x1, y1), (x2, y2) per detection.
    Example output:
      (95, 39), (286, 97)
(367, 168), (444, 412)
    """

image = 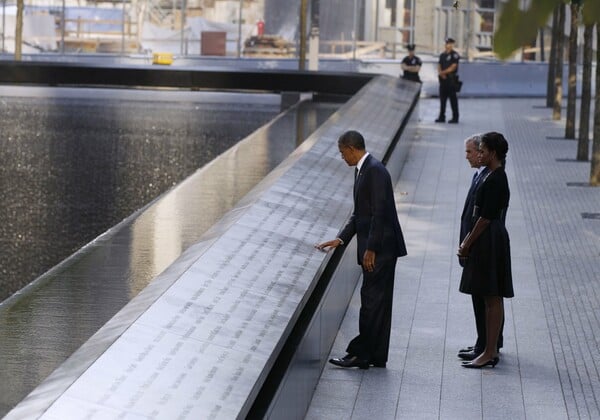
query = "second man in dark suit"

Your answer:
(316, 130), (407, 369)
